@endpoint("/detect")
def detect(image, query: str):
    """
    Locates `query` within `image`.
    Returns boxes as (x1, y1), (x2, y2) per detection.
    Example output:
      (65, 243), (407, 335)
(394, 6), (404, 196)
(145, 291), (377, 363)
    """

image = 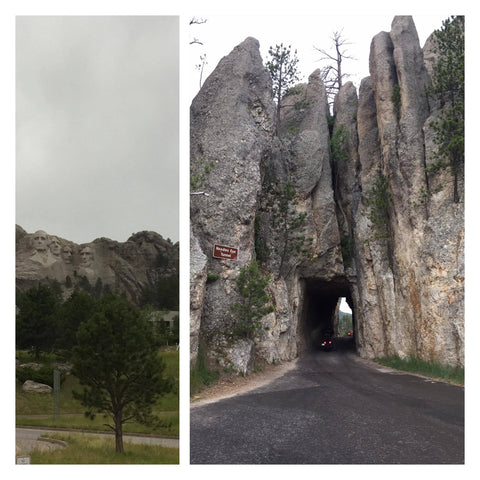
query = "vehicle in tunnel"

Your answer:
(319, 331), (335, 352)
(300, 278), (356, 353)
